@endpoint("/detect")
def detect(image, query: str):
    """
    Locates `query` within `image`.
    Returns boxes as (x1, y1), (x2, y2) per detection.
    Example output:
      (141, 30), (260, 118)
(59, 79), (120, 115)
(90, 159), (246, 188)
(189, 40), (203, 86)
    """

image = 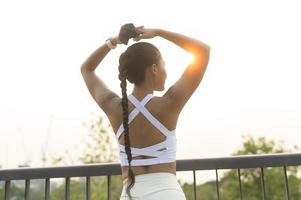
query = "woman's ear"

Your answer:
(151, 64), (159, 74)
